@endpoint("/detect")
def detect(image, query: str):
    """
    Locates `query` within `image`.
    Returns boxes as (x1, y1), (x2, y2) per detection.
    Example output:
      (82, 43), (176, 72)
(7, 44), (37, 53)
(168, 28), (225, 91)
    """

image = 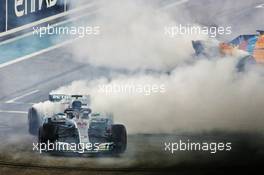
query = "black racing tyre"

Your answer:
(111, 124), (127, 154)
(38, 126), (46, 143)
(38, 124), (57, 151)
(40, 123), (57, 143)
(38, 126), (48, 150)
(28, 107), (40, 135)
